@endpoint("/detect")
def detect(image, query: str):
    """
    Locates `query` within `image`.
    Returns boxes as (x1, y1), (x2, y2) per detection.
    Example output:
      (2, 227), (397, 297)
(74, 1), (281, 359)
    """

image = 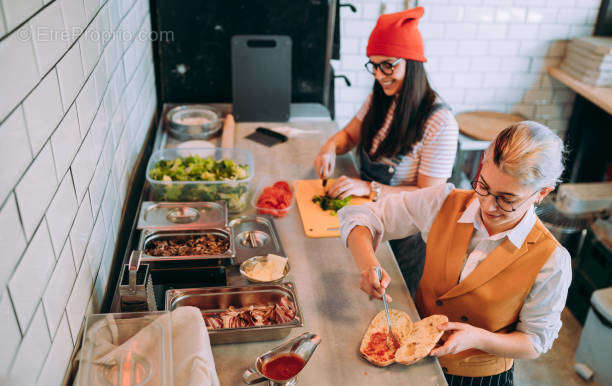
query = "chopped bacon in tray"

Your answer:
(202, 295), (297, 329)
(256, 180), (293, 217)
